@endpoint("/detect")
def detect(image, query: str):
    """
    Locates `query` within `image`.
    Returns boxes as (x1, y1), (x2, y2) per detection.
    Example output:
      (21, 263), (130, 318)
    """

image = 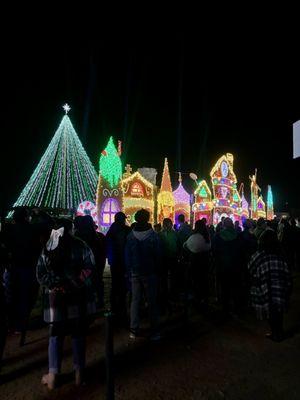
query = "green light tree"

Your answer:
(11, 104), (98, 211)
(99, 136), (122, 187)
(96, 136), (123, 231)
